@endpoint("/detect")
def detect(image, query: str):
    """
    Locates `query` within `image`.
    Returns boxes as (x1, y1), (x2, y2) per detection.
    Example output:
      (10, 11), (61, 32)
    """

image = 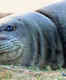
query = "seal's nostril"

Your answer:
(0, 35), (8, 40)
(0, 37), (8, 40)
